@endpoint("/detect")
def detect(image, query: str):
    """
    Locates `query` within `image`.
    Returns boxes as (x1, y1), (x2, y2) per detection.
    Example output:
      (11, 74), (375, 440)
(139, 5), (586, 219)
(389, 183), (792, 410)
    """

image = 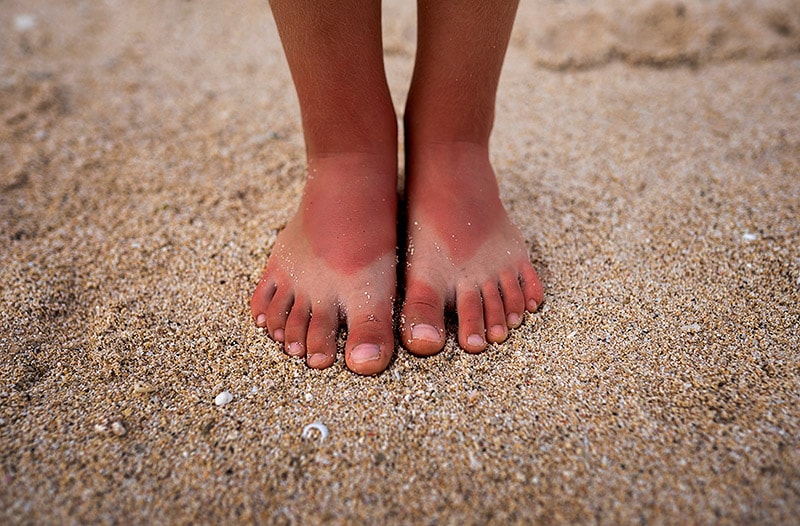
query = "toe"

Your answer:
(401, 280), (445, 356)
(520, 264), (545, 312)
(456, 285), (486, 353)
(265, 287), (294, 342)
(500, 270), (525, 328)
(482, 280), (508, 344)
(250, 277), (277, 328)
(306, 304), (339, 369)
(345, 300), (395, 376)
(284, 295), (311, 358)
